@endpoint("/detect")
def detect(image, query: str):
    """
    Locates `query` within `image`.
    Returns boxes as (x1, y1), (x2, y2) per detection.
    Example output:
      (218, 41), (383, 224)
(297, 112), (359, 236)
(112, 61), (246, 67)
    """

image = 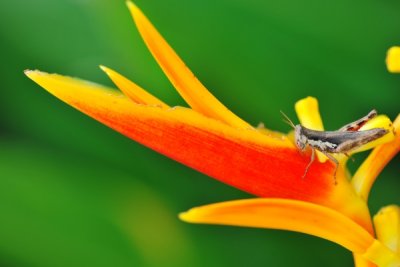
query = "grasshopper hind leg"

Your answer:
(321, 151), (339, 185)
(302, 149), (339, 185)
